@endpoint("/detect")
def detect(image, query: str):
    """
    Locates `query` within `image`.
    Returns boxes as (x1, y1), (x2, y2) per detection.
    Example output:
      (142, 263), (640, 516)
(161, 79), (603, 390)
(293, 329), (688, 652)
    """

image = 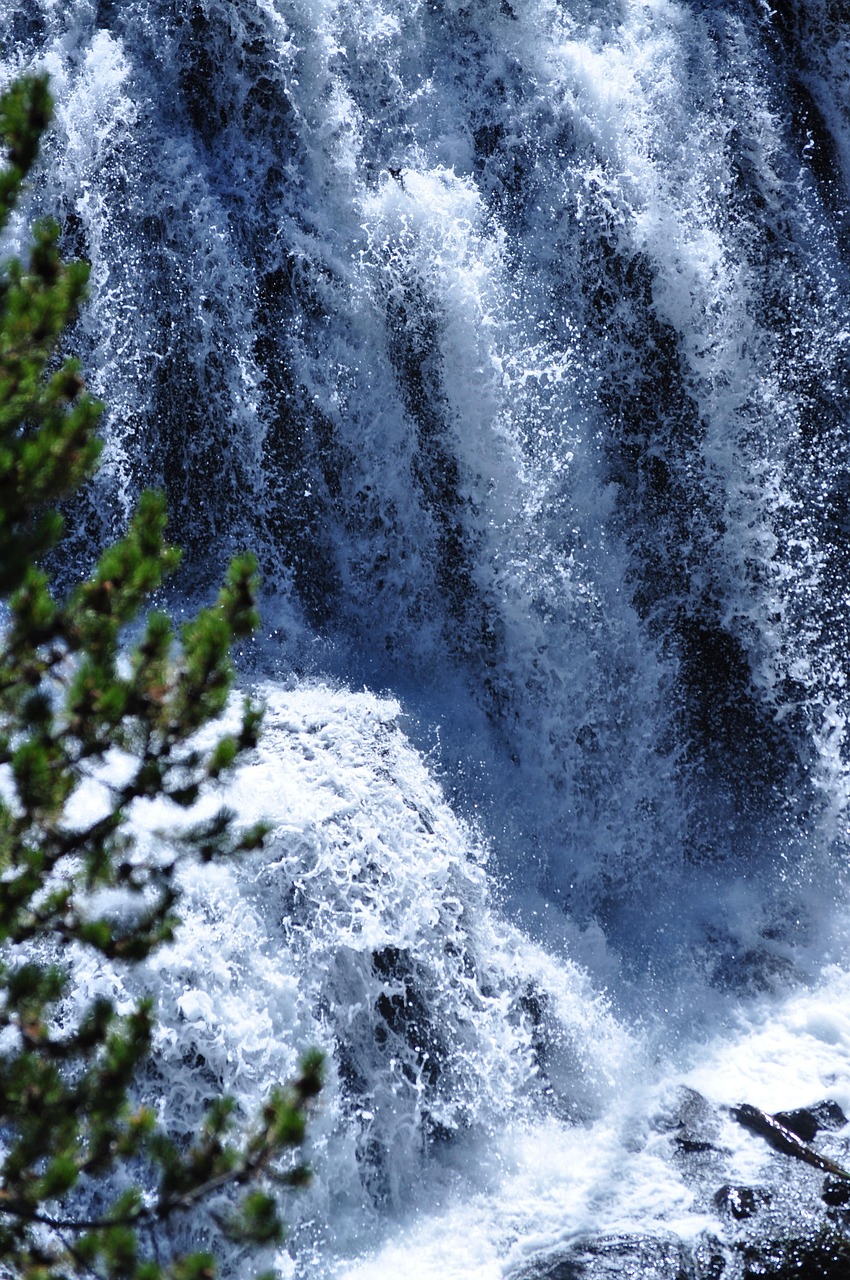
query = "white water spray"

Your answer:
(4, 0), (850, 1273)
